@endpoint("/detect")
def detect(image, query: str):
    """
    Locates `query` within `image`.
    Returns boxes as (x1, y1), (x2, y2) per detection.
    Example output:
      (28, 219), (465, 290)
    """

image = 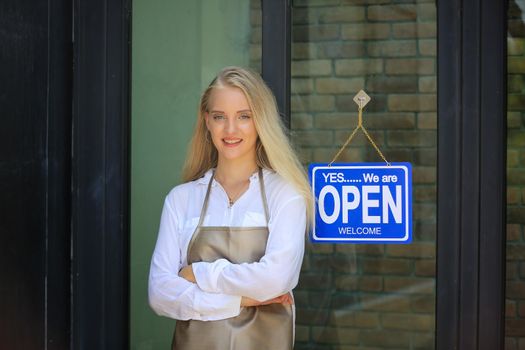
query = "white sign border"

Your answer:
(311, 164), (411, 243)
